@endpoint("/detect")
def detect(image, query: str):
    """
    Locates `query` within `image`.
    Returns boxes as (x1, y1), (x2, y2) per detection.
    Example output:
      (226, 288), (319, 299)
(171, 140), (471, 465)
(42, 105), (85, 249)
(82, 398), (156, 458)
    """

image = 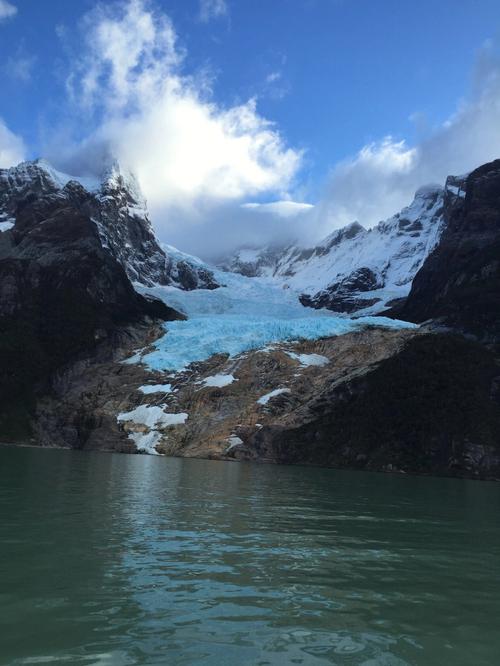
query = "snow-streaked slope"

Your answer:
(285, 186), (444, 294)
(220, 185), (447, 314)
(0, 158), (101, 195)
